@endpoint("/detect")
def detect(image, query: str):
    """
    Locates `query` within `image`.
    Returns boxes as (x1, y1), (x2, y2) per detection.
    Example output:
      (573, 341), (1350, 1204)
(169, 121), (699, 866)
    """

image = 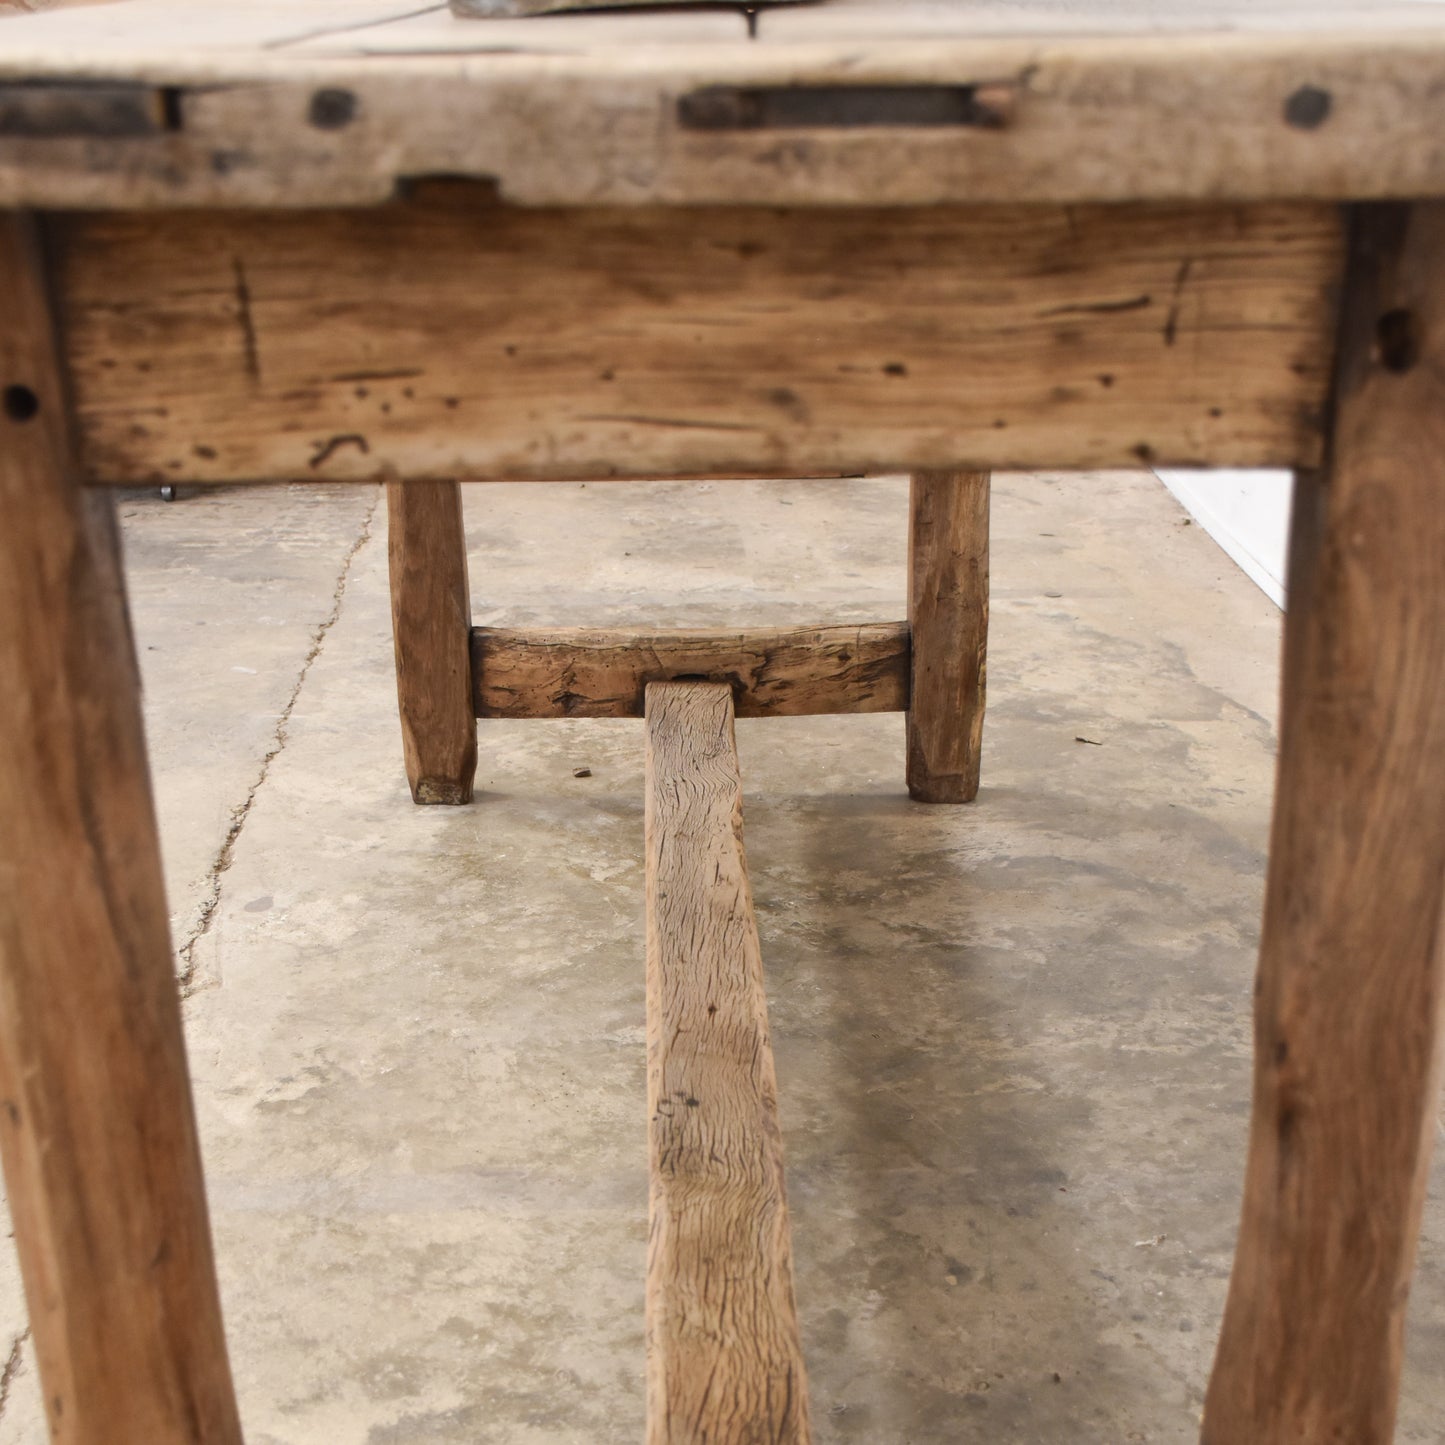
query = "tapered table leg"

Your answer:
(387, 478), (478, 804)
(906, 470), (989, 803)
(0, 215), (242, 1443)
(1202, 203), (1445, 1443)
